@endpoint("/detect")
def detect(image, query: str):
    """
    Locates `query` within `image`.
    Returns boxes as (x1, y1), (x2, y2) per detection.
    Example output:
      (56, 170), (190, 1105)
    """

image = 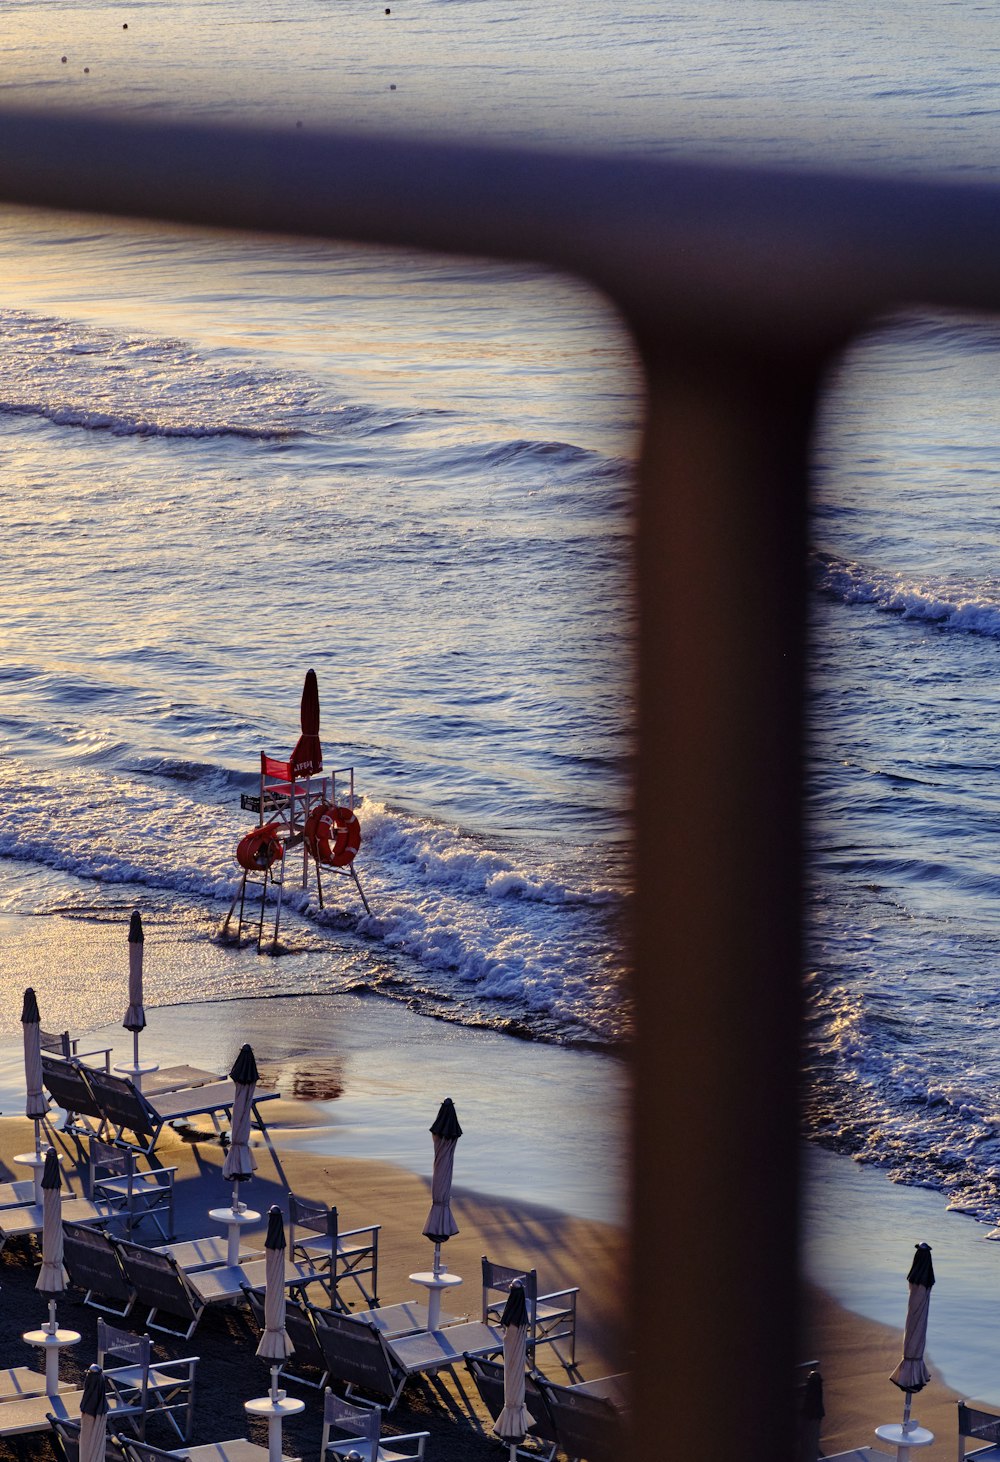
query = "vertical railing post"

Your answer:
(629, 342), (828, 1462)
